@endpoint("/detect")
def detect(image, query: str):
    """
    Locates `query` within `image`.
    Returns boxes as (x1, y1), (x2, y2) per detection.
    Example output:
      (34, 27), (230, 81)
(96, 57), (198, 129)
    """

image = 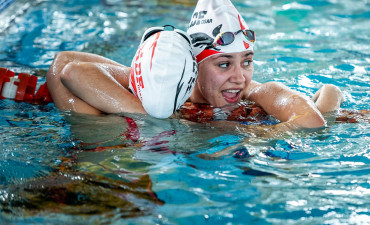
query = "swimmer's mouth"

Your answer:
(222, 89), (241, 103)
